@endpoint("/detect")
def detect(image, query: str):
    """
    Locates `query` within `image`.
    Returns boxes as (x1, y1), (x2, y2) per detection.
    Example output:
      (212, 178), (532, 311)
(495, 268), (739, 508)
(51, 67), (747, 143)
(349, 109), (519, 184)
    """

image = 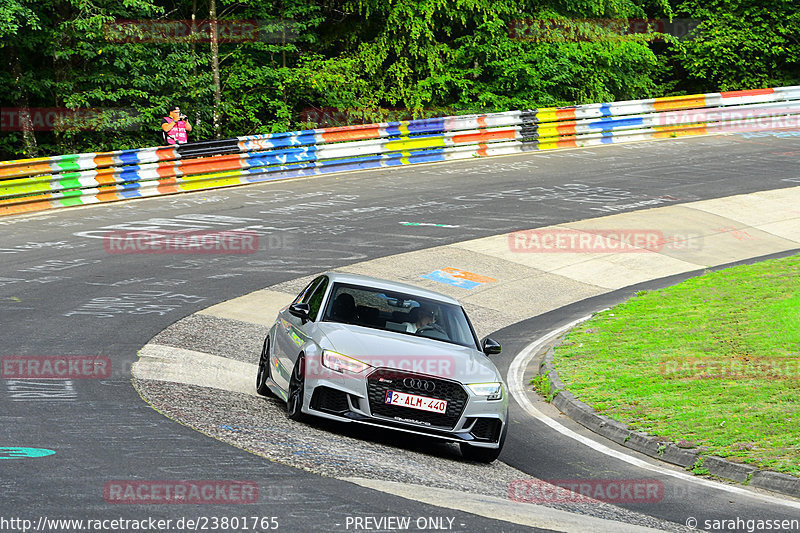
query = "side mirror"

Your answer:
(481, 337), (502, 355)
(289, 303), (311, 322)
